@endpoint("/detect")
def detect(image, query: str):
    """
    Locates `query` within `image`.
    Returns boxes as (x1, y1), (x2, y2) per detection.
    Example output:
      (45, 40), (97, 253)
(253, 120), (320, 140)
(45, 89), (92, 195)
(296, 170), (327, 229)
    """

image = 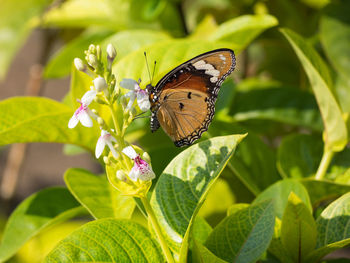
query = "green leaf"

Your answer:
(192, 240), (228, 263)
(205, 200), (275, 263)
(101, 29), (171, 59)
(150, 134), (246, 259)
(209, 14), (278, 52)
(280, 28), (348, 152)
(281, 192), (317, 262)
(301, 178), (350, 207)
(320, 1), (350, 82)
(253, 179), (312, 219)
(0, 97), (98, 151)
(0, 0), (51, 79)
(277, 134), (323, 178)
(316, 192), (350, 247)
(0, 187), (85, 262)
(44, 219), (164, 262)
(229, 86), (323, 132)
(64, 168), (135, 219)
(44, 29), (114, 79)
